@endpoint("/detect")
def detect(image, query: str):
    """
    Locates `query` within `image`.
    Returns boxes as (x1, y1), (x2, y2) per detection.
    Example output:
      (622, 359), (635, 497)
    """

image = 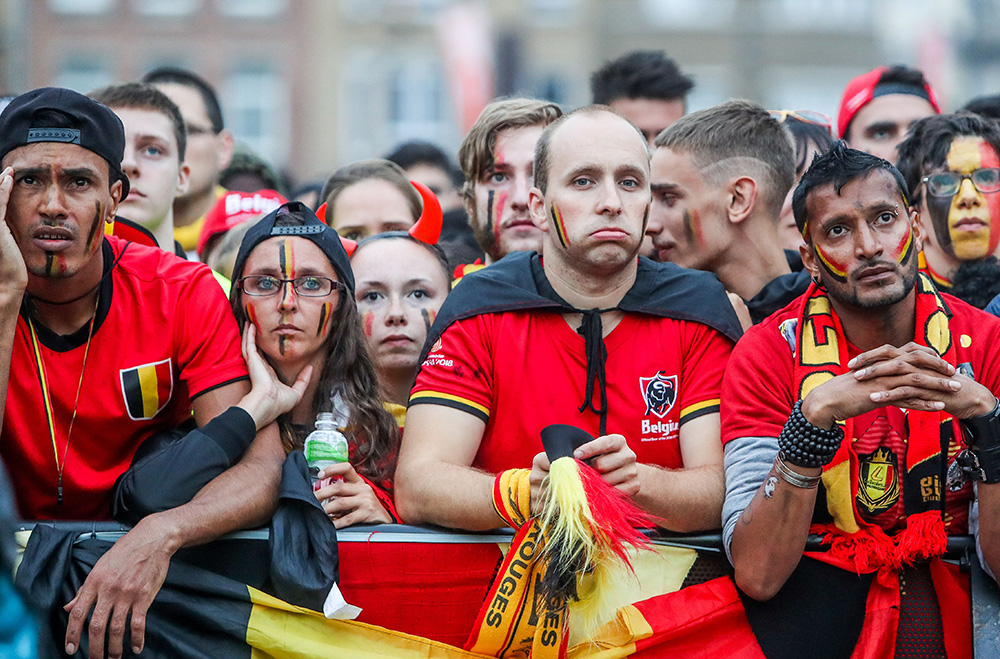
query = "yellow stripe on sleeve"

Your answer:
(679, 398), (720, 421)
(408, 391), (490, 417)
